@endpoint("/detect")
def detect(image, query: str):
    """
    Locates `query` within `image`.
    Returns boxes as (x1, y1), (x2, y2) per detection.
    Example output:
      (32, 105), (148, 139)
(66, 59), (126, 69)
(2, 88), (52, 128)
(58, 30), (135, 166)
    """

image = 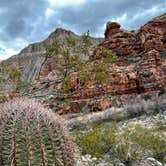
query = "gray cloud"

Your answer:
(0, 0), (166, 60)
(54, 0), (166, 36)
(0, 0), (48, 40)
